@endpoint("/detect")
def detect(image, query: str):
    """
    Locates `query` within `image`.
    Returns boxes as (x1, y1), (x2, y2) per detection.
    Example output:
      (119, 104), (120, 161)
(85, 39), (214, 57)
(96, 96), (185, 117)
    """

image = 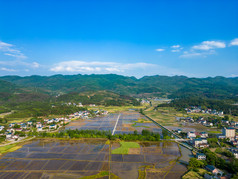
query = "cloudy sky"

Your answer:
(0, 0), (238, 78)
